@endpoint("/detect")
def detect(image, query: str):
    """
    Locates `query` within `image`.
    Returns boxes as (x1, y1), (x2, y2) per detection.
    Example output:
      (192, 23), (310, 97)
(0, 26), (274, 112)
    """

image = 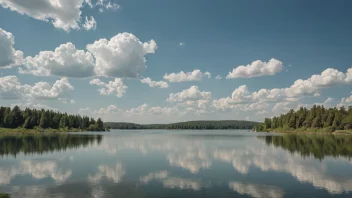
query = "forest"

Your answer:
(104, 120), (259, 130)
(255, 105), (352, 132)
(0, 106), (105, 132)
